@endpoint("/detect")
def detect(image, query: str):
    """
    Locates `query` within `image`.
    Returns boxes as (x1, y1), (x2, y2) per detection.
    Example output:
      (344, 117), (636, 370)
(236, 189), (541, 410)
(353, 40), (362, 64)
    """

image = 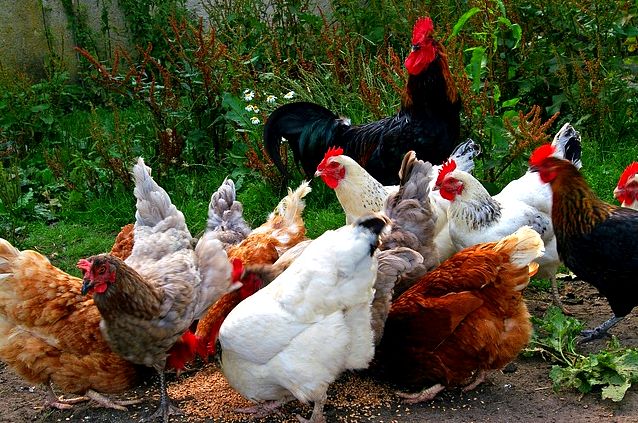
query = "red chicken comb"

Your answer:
(411, 17), (434, 45)
(529, 144), (556, 167)
(436, 159), (457, 187)
(617, 162), (638, 188)
(77, 258), (92, 274)
(231, 258), (244, 282)
(317, 146), (344, 171)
